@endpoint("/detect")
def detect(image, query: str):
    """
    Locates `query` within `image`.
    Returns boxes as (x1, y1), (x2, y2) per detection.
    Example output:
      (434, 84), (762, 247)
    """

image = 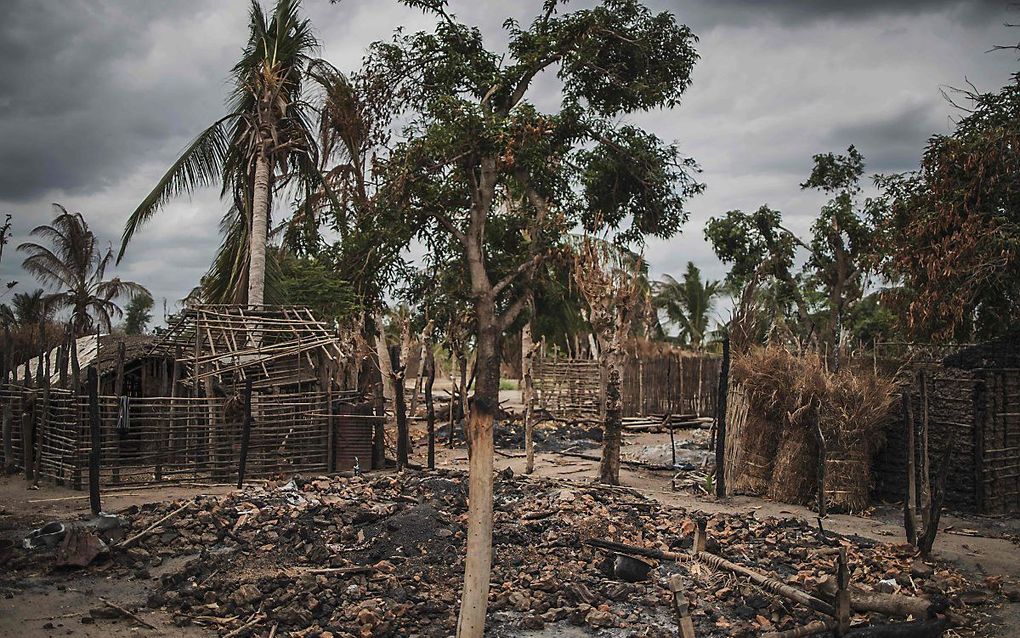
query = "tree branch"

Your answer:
(430, 210), (467, 245)
(492, 251), (546, 297)
(498, 291), (531, 331)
